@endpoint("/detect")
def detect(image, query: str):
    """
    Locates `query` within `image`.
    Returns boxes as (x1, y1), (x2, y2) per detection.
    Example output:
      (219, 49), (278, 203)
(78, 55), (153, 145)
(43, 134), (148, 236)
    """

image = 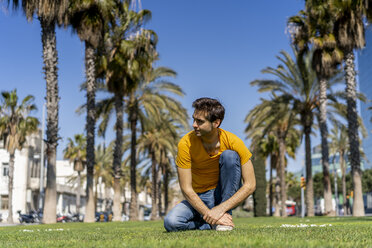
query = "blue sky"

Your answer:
(0, 0), (307, 172)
